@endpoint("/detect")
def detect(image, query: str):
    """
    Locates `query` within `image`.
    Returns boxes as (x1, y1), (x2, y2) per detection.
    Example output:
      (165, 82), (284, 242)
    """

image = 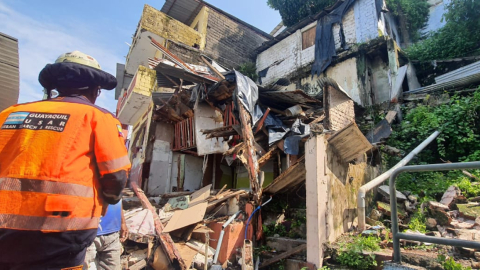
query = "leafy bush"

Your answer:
(237, 62), (258, 82)
(456, 177), (480, 197)
(267, 0), (336, 27)
(438, 255), (472, 270)
(385, 0), (429, 41)
(387, 90), (480, 198)
(406, 0), (480, 61)
(409, 211), (427, 233)
(388, 90), (480, 164)
(337, 235), (380, 269)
